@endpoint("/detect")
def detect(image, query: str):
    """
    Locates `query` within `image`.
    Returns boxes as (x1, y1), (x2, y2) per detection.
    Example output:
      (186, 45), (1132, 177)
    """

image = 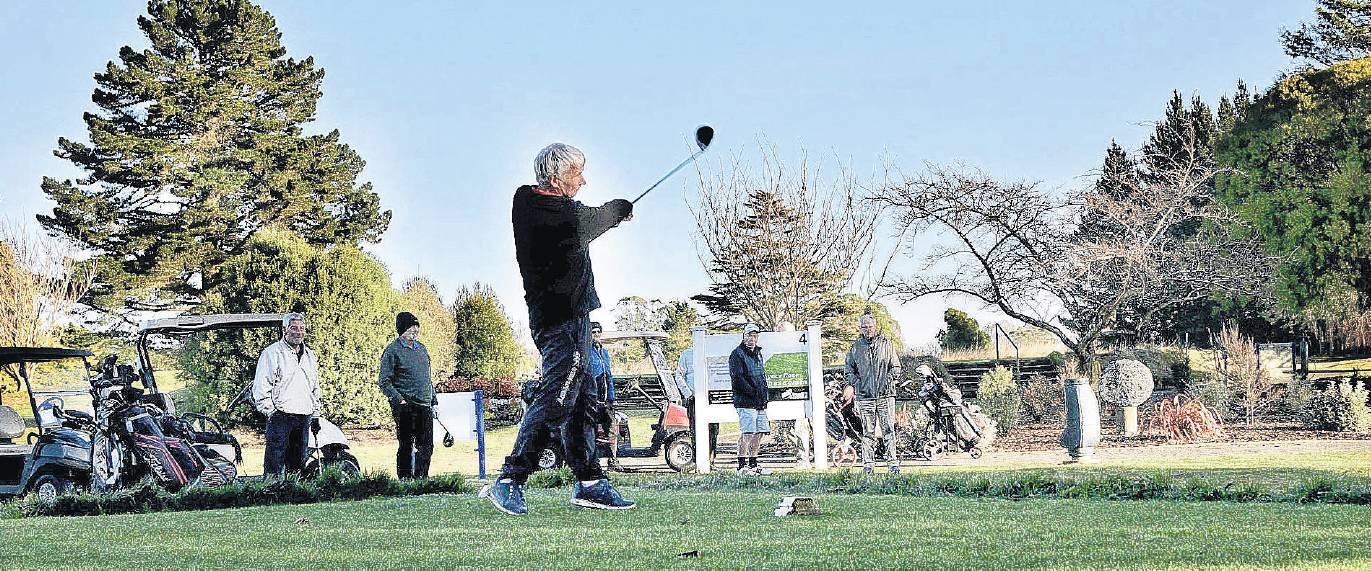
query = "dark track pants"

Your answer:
(501, 317), (605, 484)
(264, 411), (310, 477)
(393, 402), (435, 478)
